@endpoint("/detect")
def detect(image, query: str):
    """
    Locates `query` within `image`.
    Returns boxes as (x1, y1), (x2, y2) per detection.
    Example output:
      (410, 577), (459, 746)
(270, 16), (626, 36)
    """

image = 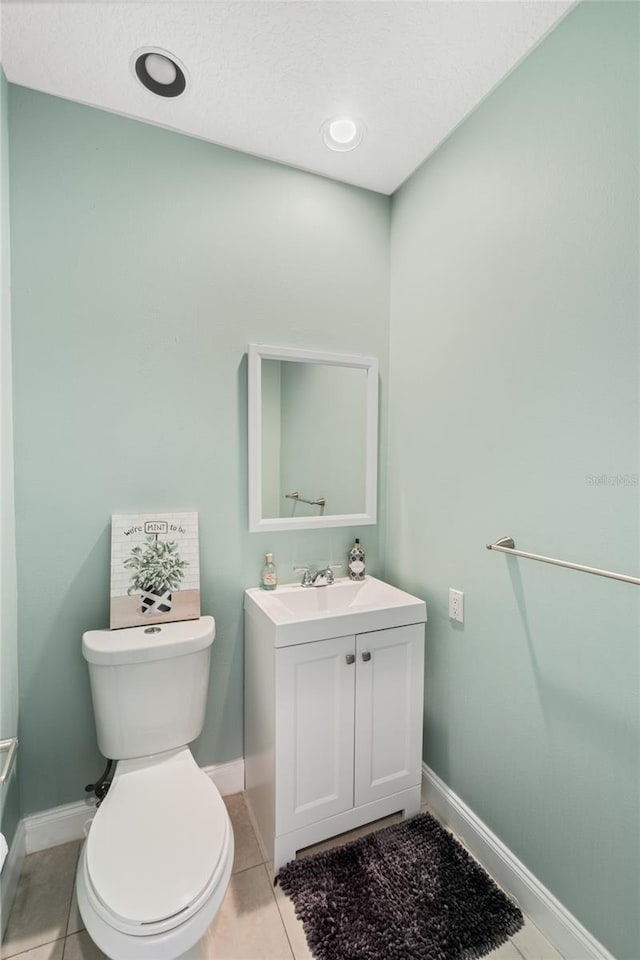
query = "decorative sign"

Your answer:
(110, 512), (200, 629)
